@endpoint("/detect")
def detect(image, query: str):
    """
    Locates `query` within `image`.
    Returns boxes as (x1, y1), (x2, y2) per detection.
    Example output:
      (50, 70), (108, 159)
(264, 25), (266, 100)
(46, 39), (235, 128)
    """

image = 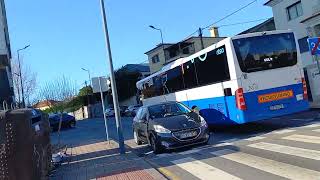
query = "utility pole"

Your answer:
(199, 27), (204, 49)
(99, 0), (125, 154)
